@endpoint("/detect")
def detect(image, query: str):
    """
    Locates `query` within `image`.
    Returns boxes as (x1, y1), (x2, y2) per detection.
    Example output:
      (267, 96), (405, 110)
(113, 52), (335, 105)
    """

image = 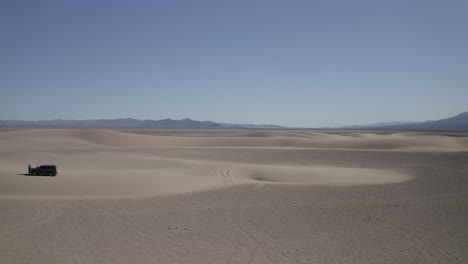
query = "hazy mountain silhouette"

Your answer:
(1, 111), (467, 130)
(340, 121), (416, 129)
(0, 118), (284, 129)
(340, 111), (468, 131)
